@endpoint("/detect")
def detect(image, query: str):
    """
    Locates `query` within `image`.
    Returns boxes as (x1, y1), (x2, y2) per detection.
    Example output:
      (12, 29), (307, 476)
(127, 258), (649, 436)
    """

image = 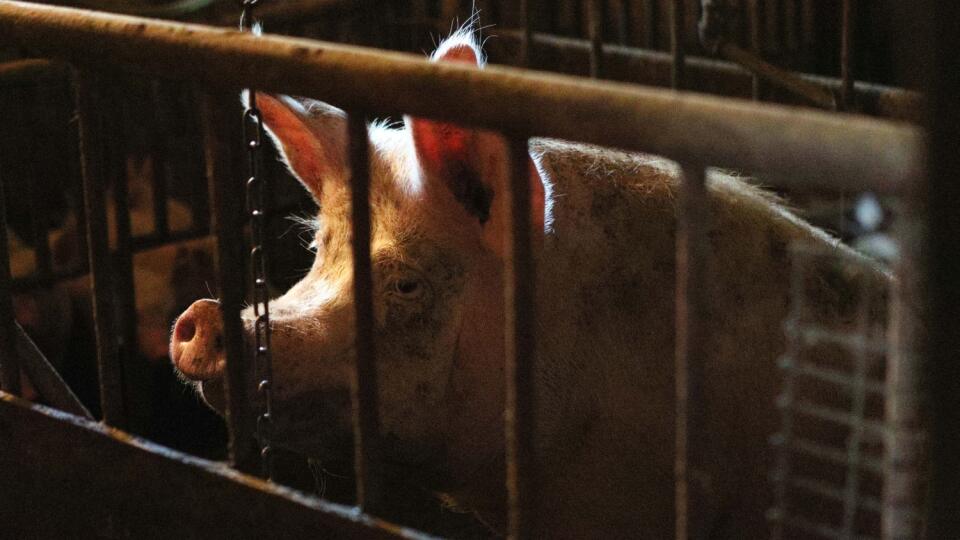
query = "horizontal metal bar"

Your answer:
(484, 31), (924, 122)
(14, 323), (92, 419)
(781, 399), (886, 436)
(772, 435), (883, 474)
(0, 393), (431, 539)
(784, 323), (888, 356)
(779, 357), (885, 395)
(0, 1), (921, 193)
(778, 513), (879, 540)
(789, 475), (882, 514)
(0, 58), (67, 86)
(718, 42), (838, 110)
